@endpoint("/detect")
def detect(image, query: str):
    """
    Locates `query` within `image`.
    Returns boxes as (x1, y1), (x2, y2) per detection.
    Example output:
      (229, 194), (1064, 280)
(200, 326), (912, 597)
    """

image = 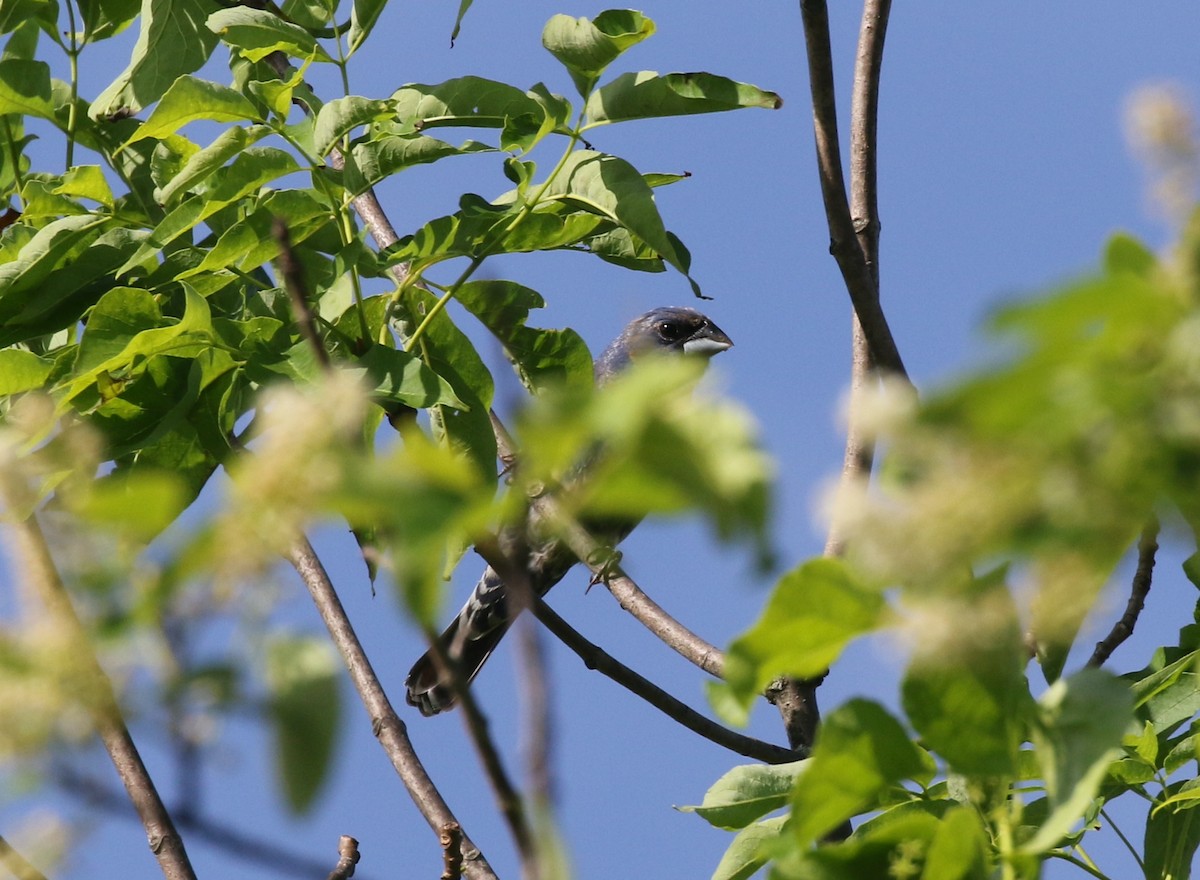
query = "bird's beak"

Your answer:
(683, 322), (734, 356)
